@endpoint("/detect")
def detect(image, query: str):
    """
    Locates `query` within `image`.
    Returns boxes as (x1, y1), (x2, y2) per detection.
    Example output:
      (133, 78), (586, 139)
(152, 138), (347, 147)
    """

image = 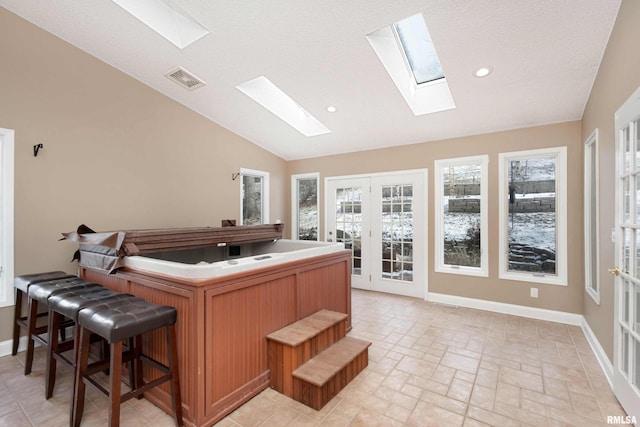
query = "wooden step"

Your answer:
(266, 310), (347, 347)
(292, 337), (371, 410)
(292, 337), (370, 410)
(267, 310), (348, 396)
